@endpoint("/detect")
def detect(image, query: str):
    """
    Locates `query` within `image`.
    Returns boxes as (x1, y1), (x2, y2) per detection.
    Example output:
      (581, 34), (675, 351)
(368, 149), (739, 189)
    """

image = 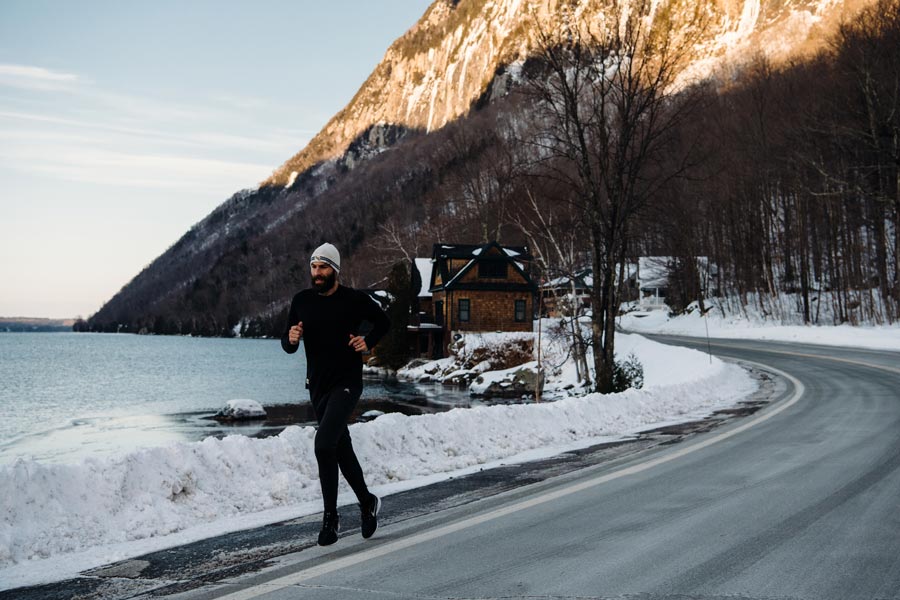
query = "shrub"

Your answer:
(375, 261), (412, 370)
(611, 353), (644, 392)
